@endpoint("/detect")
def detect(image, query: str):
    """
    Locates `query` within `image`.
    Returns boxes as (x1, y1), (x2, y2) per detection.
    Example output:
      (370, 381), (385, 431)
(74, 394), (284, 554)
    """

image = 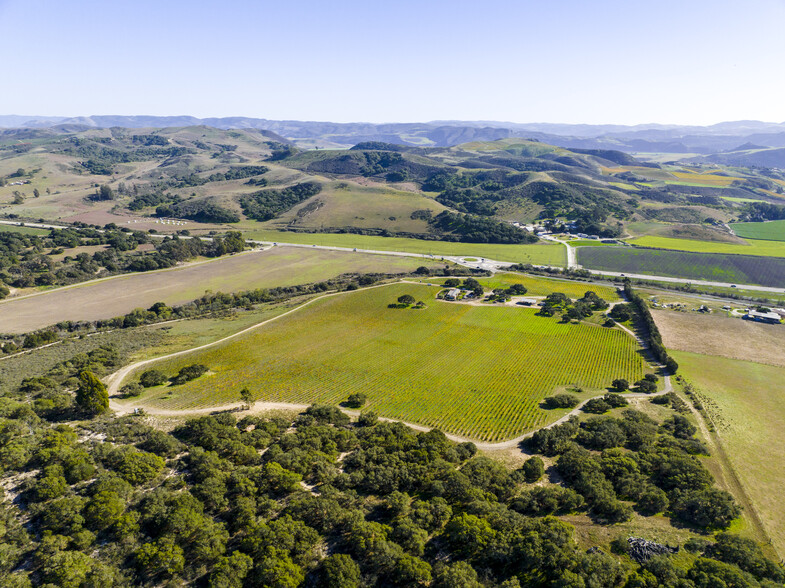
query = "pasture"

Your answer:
(122, 283), (650, 442)
(237, 227), (566, 265)
(578, 246), (785, 287)
(0, 247), (440, 333)
(652, 310), (785, 368)
(730, 219), (785, 242)
(0, 223), (50, 236)
(628, 235), (785, 258)
(673, 351), (785, 557)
